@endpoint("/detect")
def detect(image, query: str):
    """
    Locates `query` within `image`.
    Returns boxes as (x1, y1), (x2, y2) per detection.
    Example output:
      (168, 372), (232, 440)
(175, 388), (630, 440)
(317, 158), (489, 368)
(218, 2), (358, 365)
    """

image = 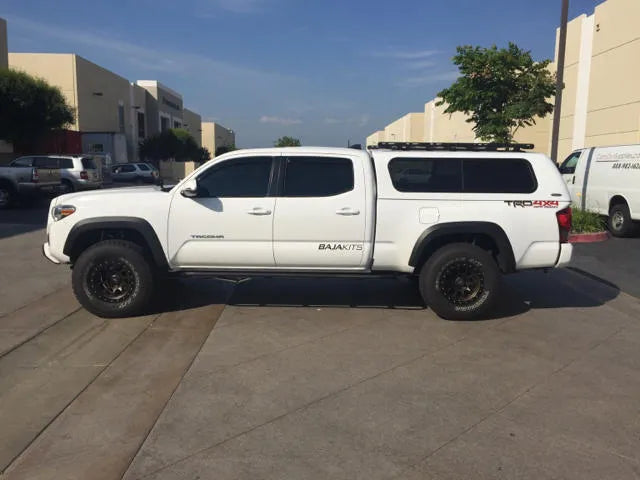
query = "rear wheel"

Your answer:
(72, 240), (155, 318)
(0, 182), (14, 209)
(419, 243), (499, 320)
(608, 203), (633, 237)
